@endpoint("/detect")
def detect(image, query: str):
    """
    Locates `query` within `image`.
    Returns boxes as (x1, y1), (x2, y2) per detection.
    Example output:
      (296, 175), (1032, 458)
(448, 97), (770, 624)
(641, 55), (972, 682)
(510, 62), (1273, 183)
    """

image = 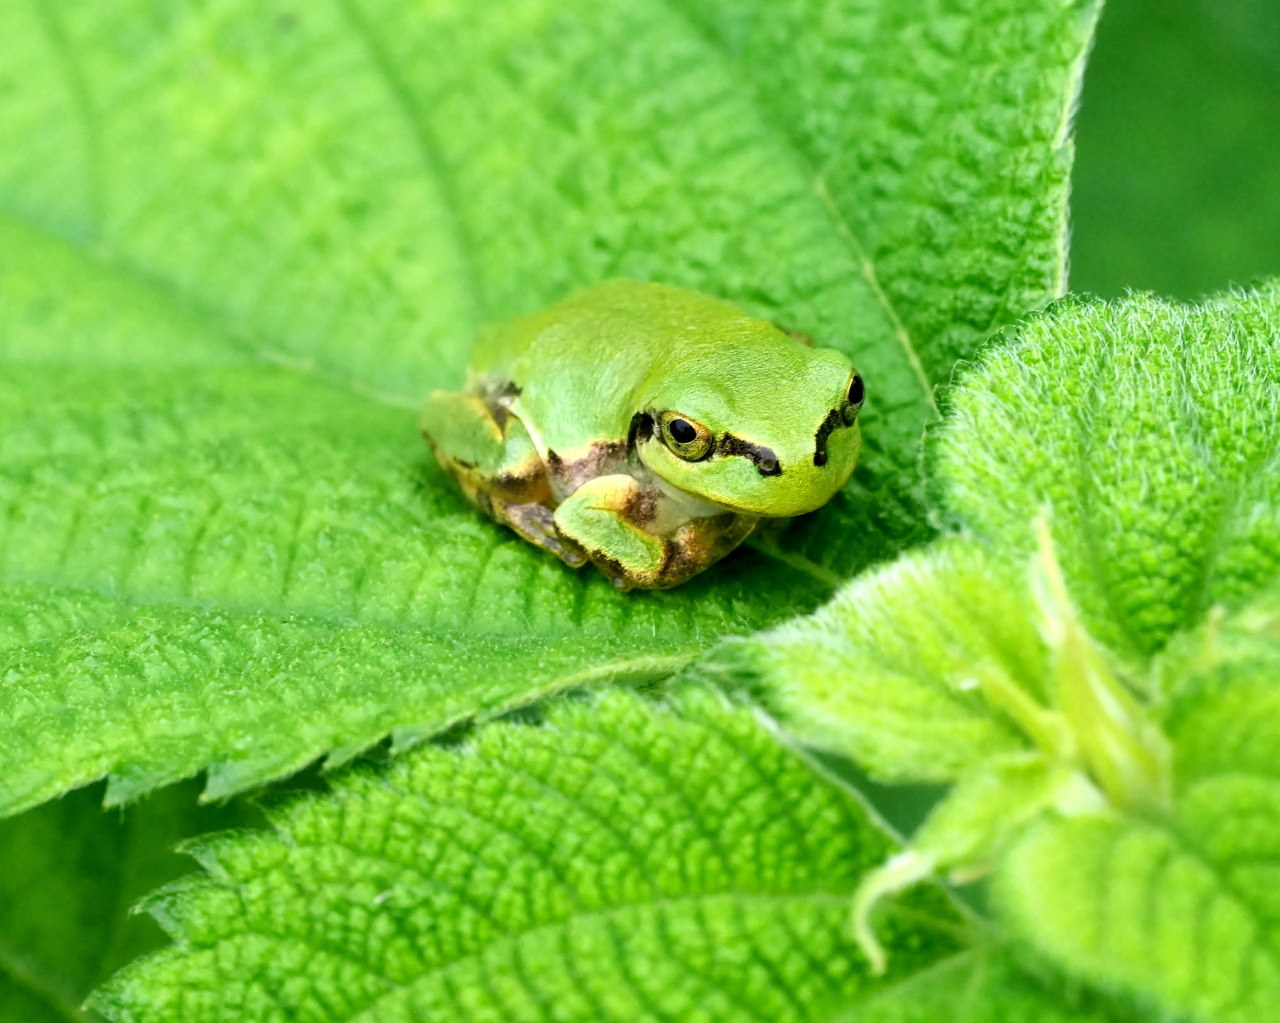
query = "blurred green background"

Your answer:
(1071, 0), (1280, 299)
